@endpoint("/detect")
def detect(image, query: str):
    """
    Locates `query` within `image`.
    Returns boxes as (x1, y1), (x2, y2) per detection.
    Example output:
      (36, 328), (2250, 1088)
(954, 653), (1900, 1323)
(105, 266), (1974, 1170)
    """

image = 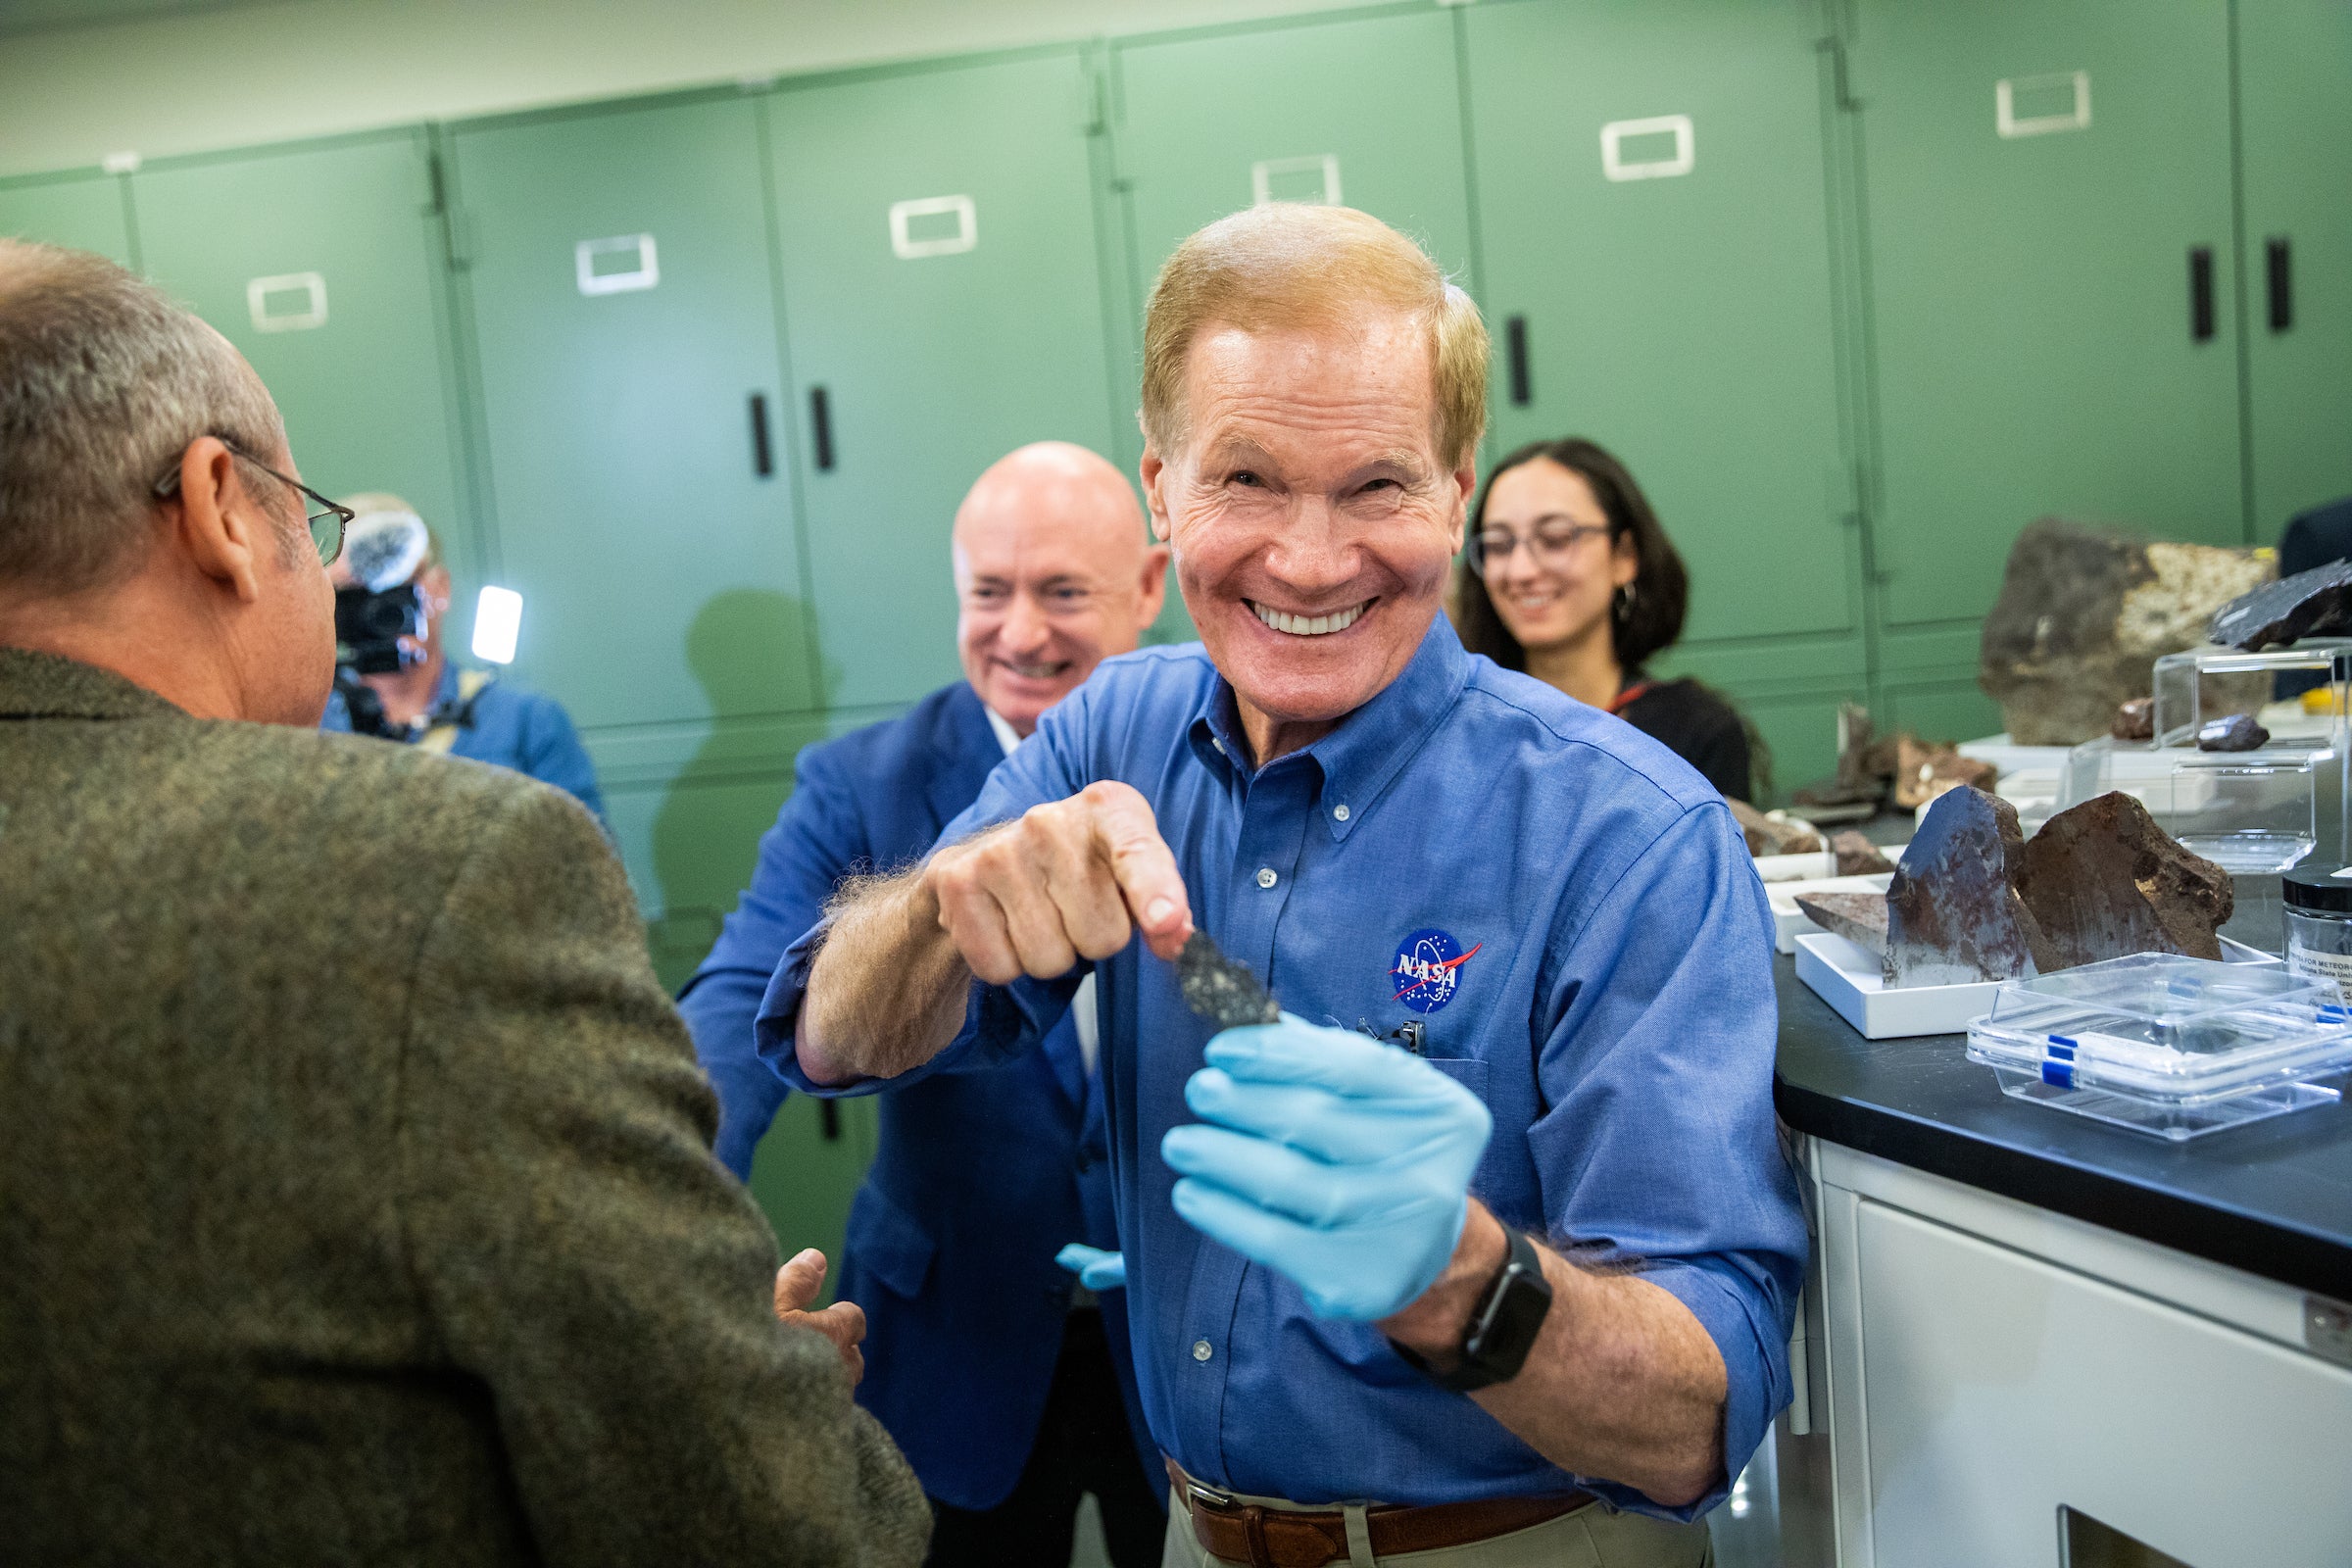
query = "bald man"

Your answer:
(679, 441), (1168, 1567)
